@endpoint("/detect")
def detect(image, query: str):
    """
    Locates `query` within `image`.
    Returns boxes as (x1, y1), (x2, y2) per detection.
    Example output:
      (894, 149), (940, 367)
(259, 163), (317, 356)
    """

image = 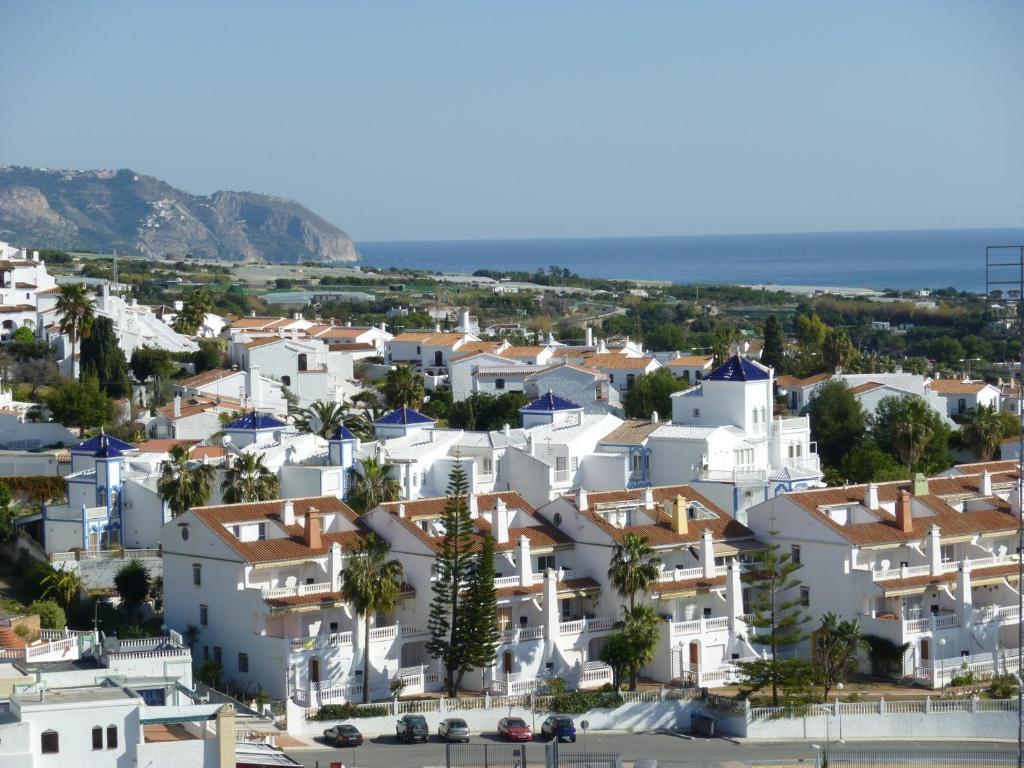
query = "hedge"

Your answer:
(551, 690), (623, 714)
(309, 703), (390, 721)
(4, 476), (66, 501)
